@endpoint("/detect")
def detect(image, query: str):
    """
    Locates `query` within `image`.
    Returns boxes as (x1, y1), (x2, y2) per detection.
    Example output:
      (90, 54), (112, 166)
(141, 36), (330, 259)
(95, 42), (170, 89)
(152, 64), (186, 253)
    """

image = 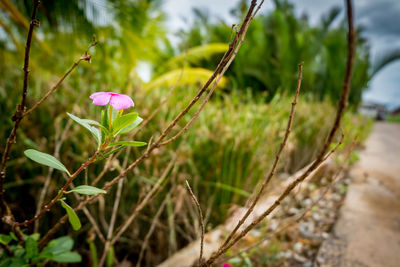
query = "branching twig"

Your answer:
(185, 180), (205, 265)
(110, 154), (177, 246)
(204, 0), (355, 264)
(0, 0), (40, 240)
(10, 149), (101, 227)
(133, 52), (187, 138)
(218, 136), (358, 265)
(22, 36), (98, 117)
(218, 62), (303, 251)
